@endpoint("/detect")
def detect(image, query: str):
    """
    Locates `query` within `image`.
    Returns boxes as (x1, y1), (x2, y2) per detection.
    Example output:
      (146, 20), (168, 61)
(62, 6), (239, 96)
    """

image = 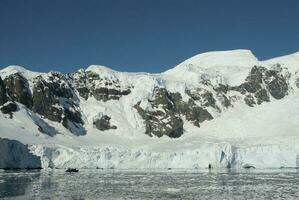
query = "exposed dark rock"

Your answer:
(135, 88), (184, 138)
(247, 66), (266, 83)
(63, 107), (83, 125)
(70, 70), (90, 100)
(35, 123), (55, 136)
(171, 92), (213, 126)
(186, 89), (218, 109)
(0, 77), (8, 105)
(169, 93), (189, 113)
(264, 69), (288, 99)
(0, 101), (18, 118)
(184, 101), (213, 126)
(230, 66), (265, 94)
(71, 70), (132, 101)
(254, 88), (270, 104)
(218, 94), (231, 108)
(46, 72), (74, 99)
(135, 87), (213, 138)
(31, 113), (59, 137)
(187, 86), (231, 110)
(92, 87), (131, 102)
(93, 115), (117, 131)
(3, 73), (32, 108)
(230, 66), (289, 105)
(32, 75), (86, 135)
(77, 87), (89, 100)
(62, 106), (86, 135)
(244, 95), (256, 107)
(62, 119), (86, 136)
(241, 81), (262, 93)
(169, 93), (213, 127)
(296, 77), (299, 88)
(135, 103), (184, 138)
(32, 77), (63, 122)
(214, 84), (229, 94)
